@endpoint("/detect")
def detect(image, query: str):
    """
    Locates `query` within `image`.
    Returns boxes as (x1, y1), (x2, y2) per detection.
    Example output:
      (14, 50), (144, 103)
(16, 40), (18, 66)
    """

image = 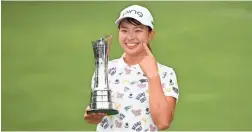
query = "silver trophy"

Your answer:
(87, 35), (119, 115)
